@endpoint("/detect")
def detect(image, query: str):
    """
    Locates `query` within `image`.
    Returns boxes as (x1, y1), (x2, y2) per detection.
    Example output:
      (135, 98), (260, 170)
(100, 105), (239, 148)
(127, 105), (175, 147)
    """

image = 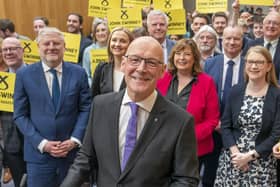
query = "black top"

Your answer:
(166, 74), (197, 109)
